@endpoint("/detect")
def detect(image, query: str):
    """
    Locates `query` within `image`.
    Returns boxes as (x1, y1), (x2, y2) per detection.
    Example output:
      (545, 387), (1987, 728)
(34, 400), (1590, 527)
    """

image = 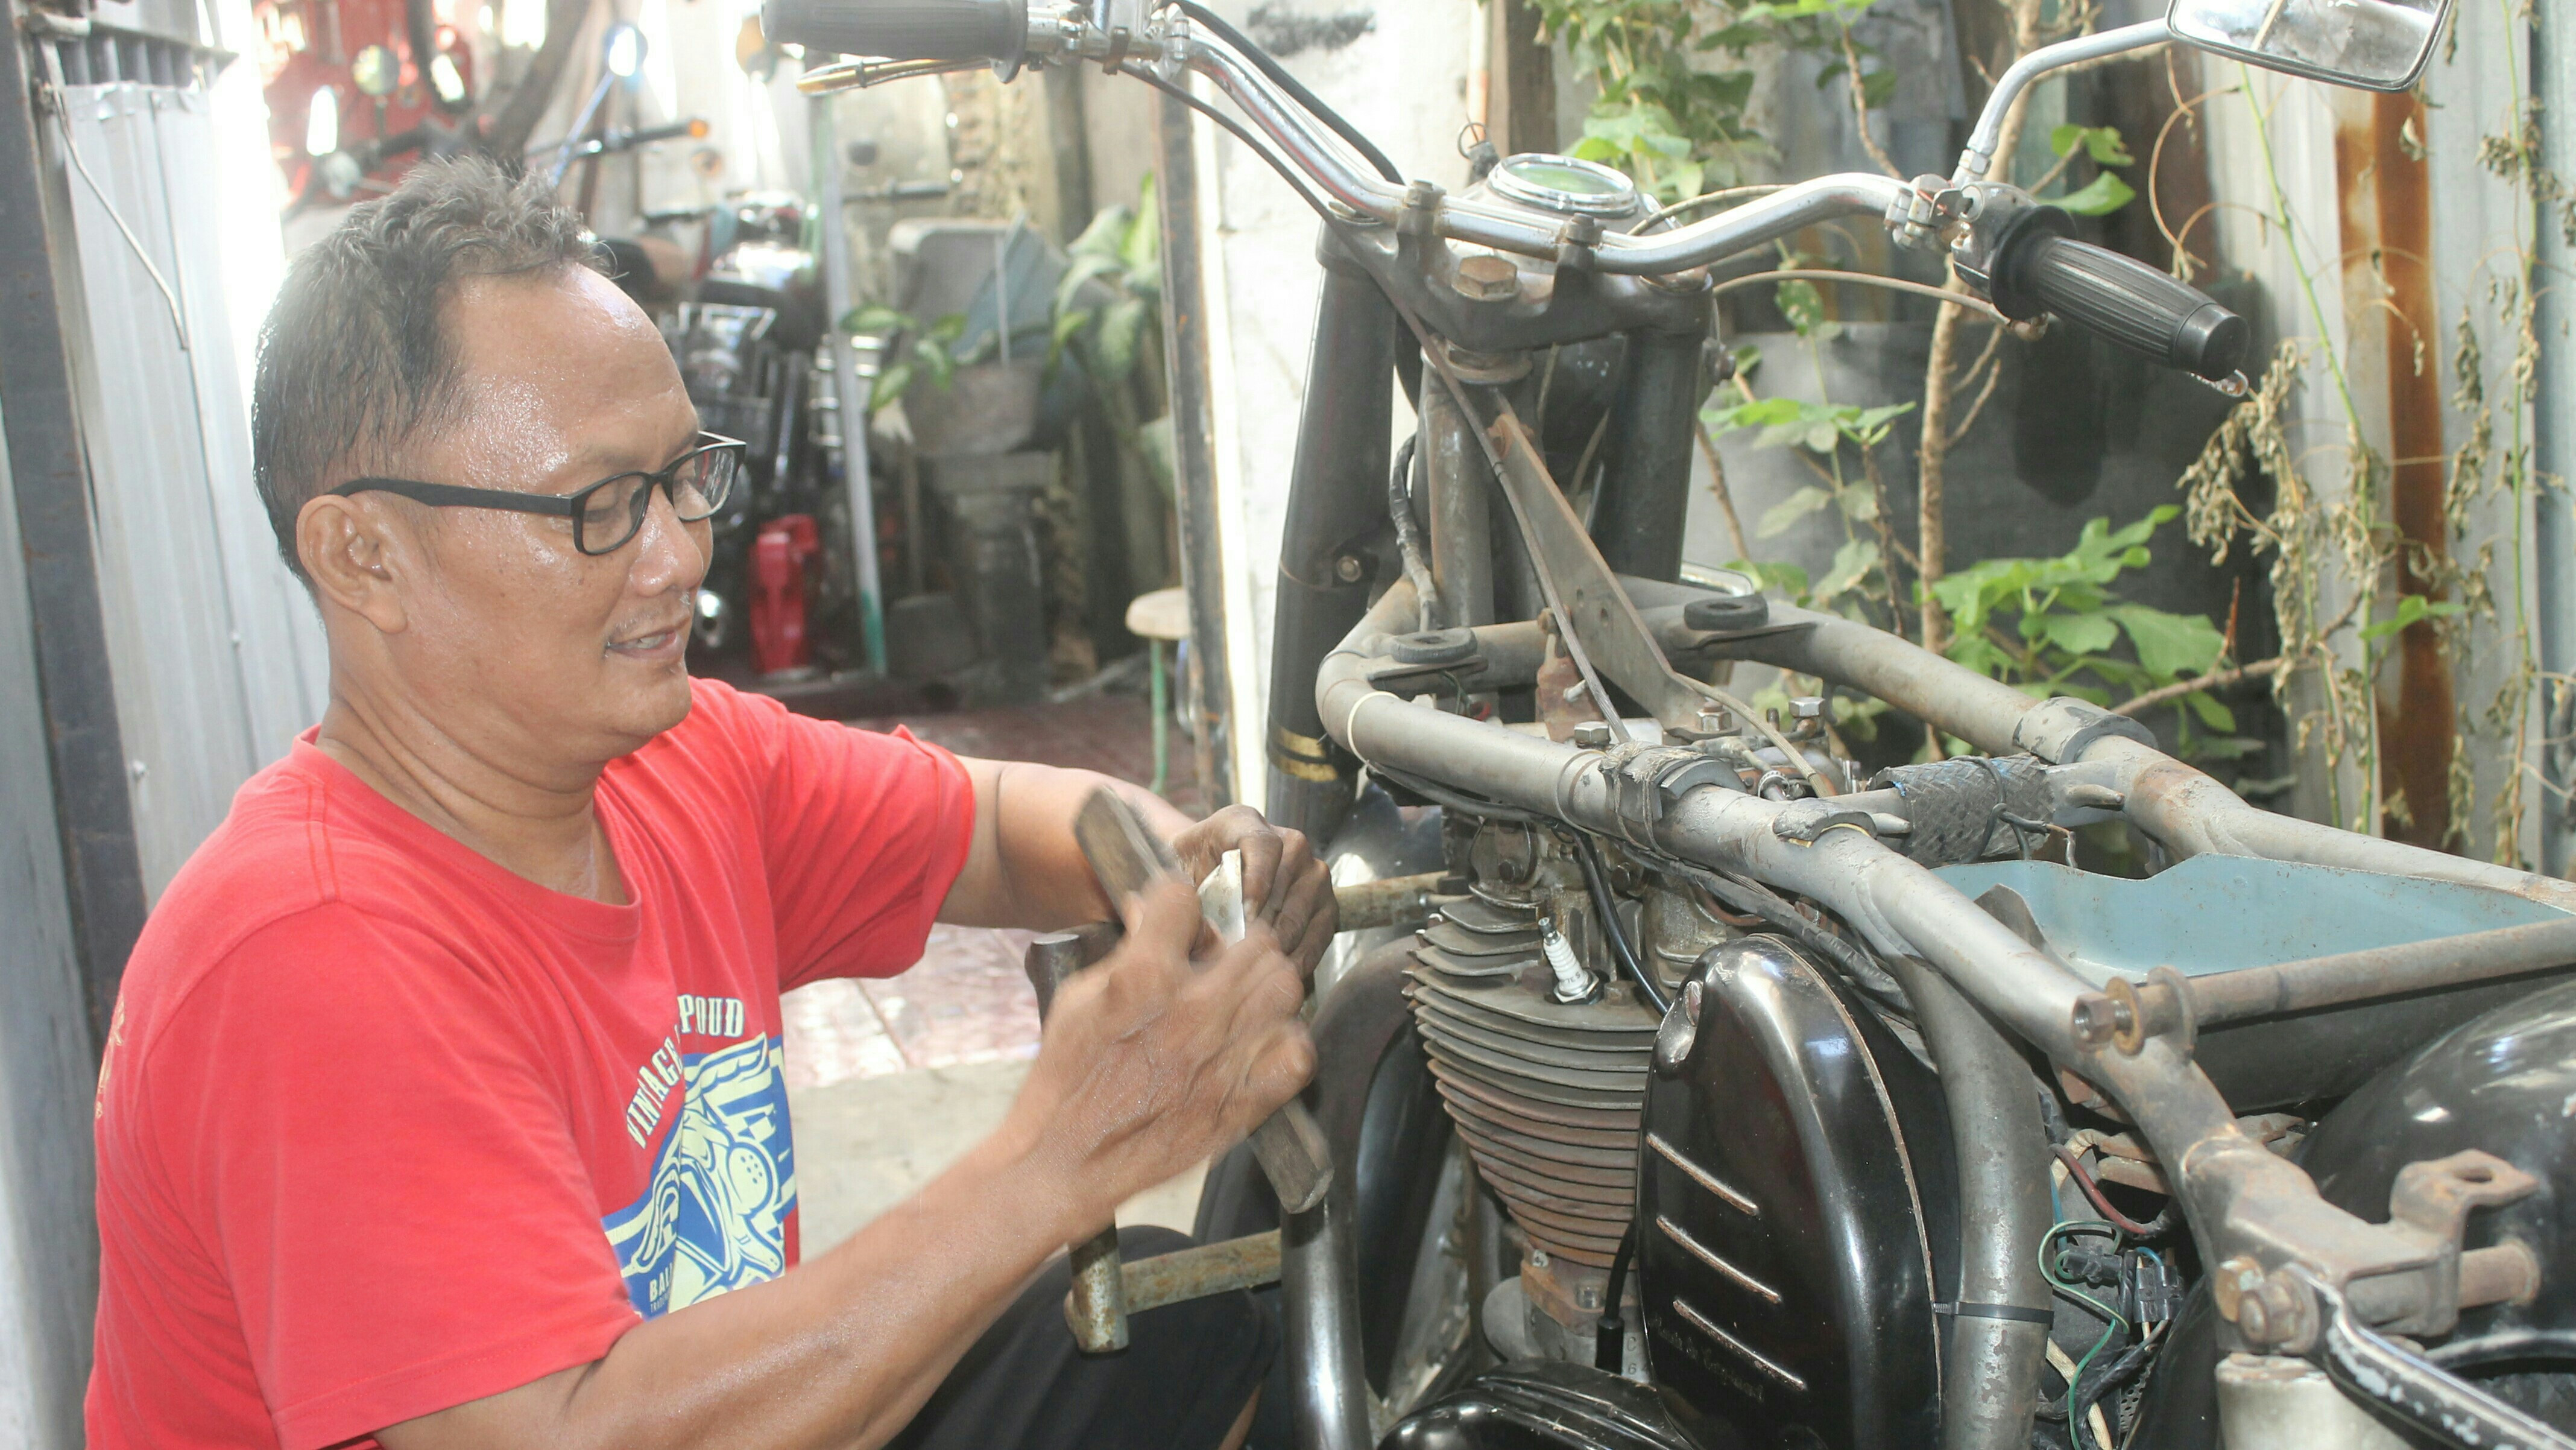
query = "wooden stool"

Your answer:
(1124, 587), (1190, 796)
